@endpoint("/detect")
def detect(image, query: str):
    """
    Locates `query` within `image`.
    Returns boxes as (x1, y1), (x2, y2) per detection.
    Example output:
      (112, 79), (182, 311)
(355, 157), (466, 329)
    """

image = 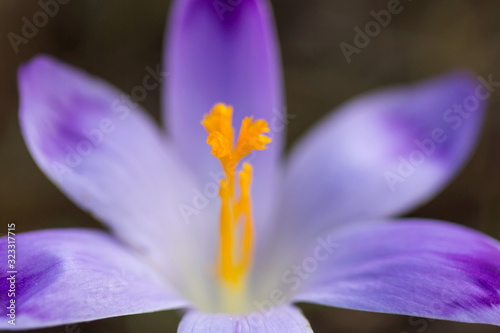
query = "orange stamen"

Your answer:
(201, 103), (271, 289)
